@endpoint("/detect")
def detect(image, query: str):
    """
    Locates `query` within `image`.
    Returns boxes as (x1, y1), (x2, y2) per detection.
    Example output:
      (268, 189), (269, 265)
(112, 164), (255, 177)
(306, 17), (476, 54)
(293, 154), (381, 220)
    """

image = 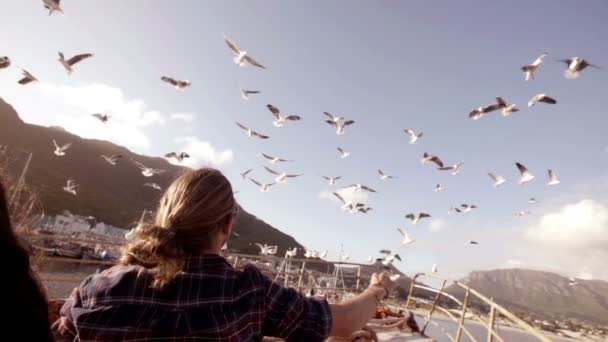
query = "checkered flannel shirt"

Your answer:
(53, 255), (332, 341)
